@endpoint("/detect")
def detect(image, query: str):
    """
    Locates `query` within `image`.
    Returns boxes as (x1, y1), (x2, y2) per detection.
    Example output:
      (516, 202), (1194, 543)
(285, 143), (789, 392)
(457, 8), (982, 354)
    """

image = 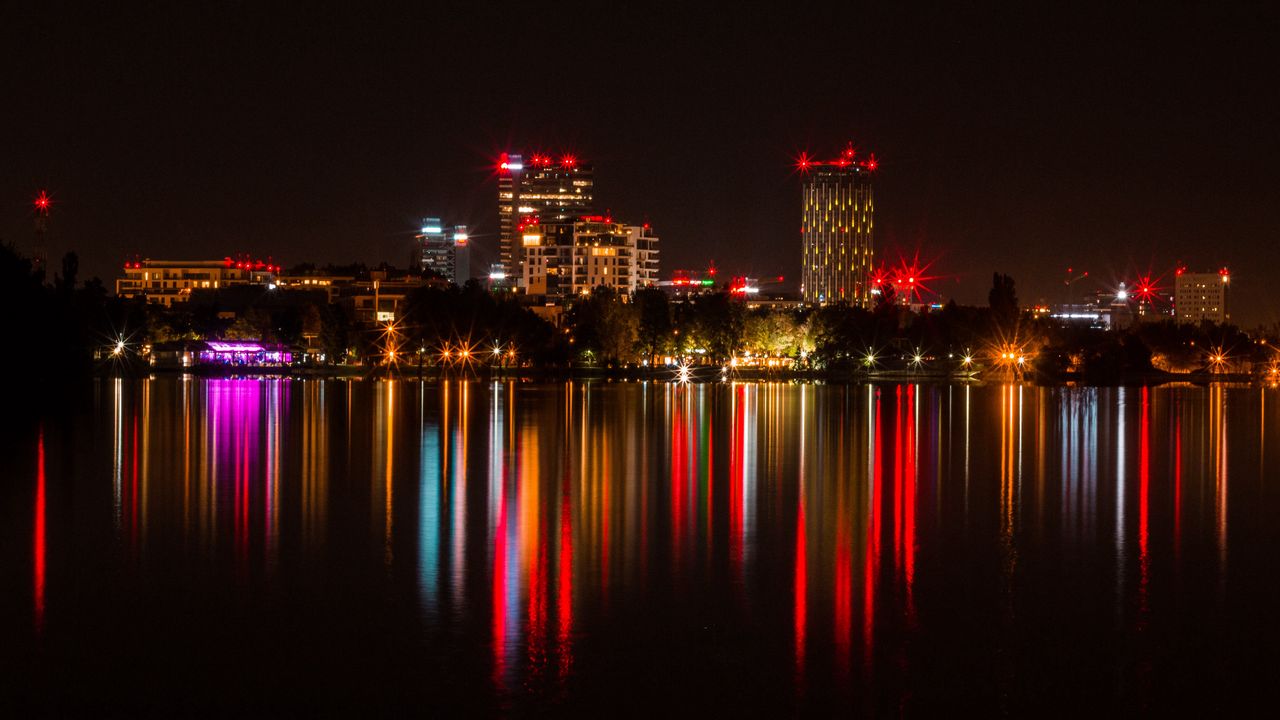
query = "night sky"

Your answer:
(3, 4), (1278, 325)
